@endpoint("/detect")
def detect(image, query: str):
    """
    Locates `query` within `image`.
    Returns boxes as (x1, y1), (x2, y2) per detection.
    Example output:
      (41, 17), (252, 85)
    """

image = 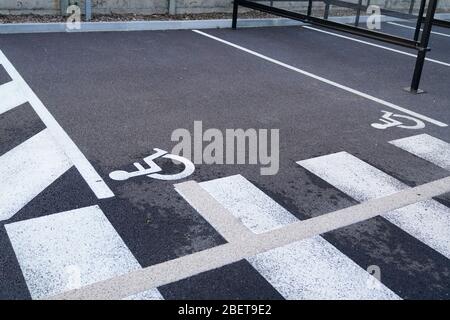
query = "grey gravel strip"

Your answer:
(48, 175), (450, 300)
